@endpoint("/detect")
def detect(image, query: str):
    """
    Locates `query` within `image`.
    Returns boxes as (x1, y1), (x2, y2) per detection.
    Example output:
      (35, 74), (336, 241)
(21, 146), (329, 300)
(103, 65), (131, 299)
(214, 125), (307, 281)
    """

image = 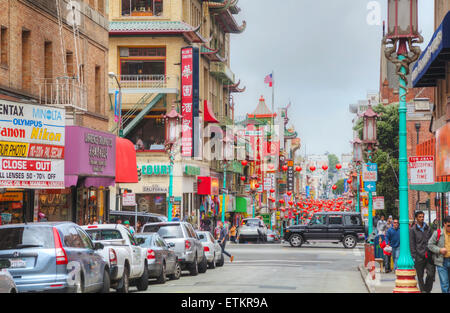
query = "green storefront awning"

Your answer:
(409, 182), (450, 193)
(235, 197), (249, 213)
